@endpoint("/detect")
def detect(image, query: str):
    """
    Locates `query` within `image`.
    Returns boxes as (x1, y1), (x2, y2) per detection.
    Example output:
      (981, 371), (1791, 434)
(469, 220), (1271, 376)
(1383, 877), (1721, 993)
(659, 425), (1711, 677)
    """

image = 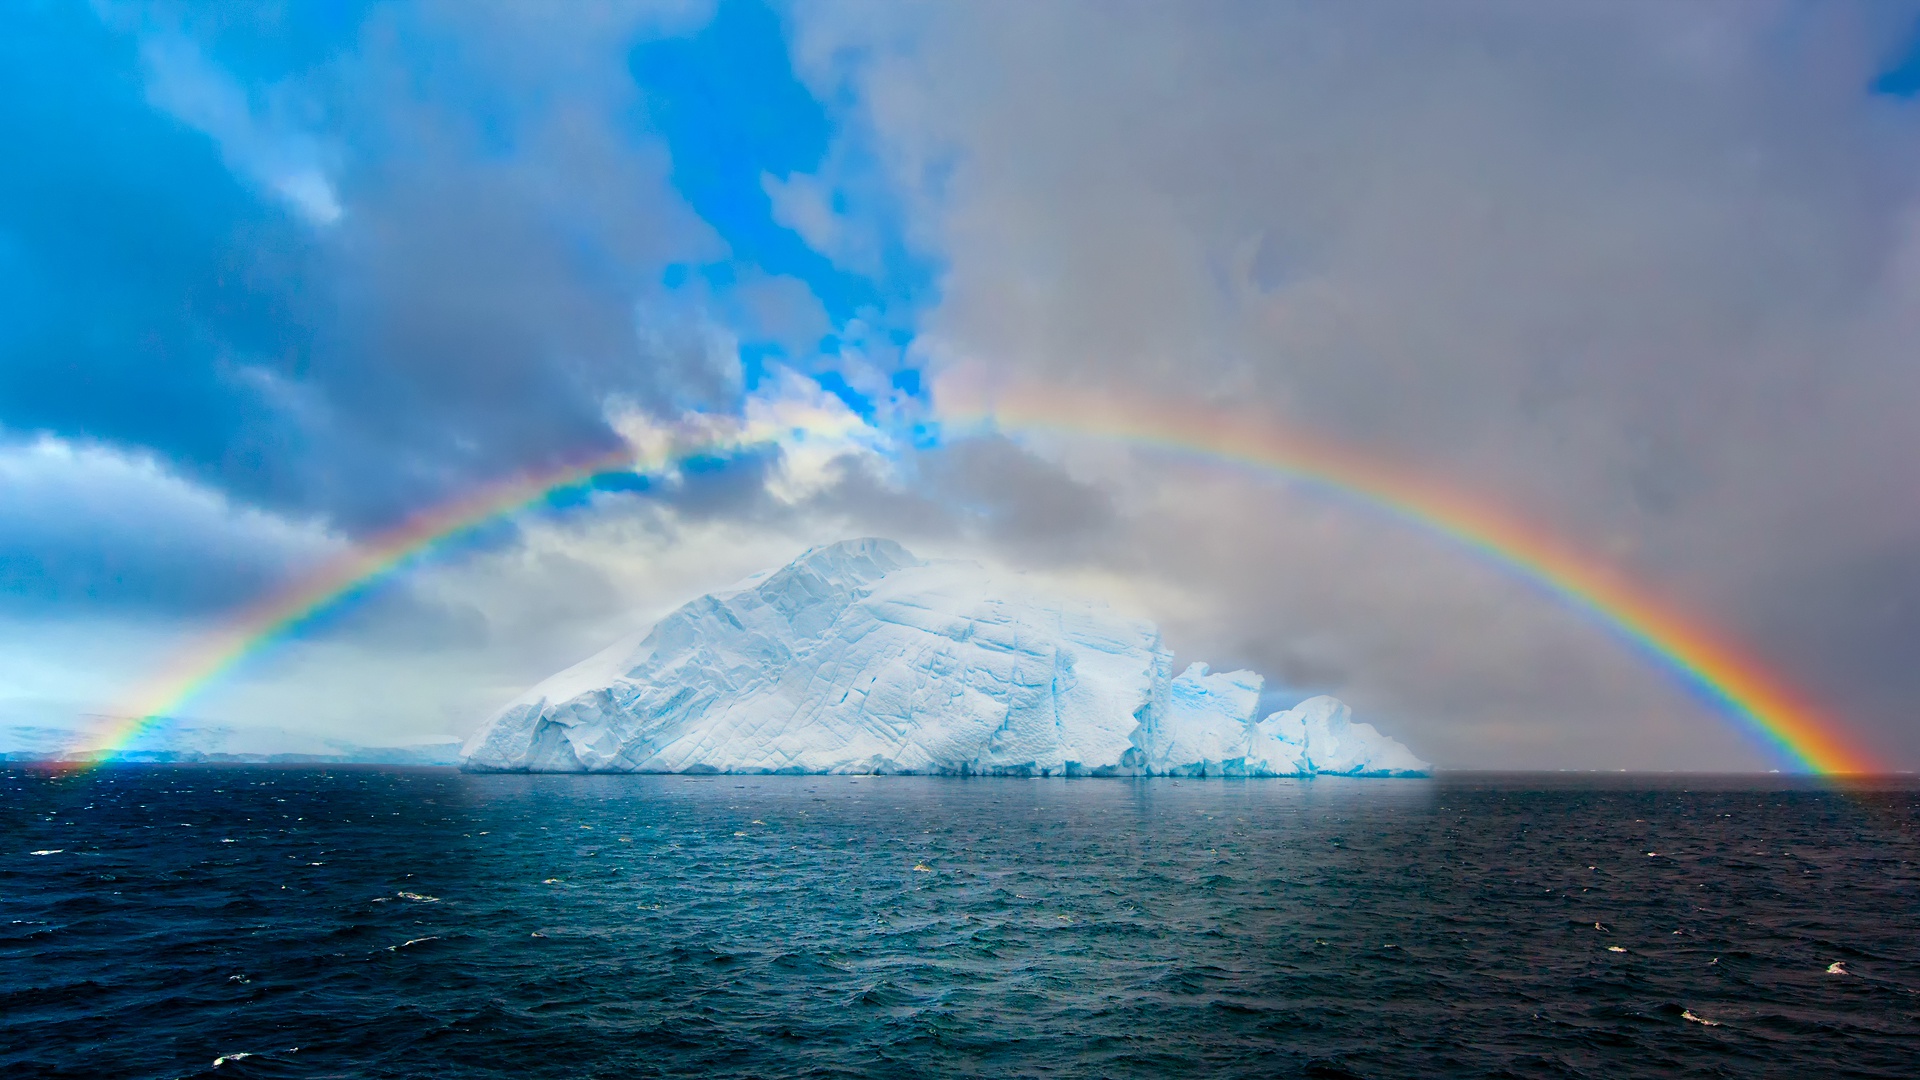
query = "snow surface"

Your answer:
(462, 538), (1427, 777)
